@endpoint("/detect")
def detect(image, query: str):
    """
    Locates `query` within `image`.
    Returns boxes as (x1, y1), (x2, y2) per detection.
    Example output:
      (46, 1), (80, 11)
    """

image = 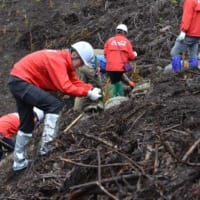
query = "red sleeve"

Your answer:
(11, 50), (92, 97)
(68, 70), (93, 90)
(181, 0), (196, 32)
(47, 57), (92, 97)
